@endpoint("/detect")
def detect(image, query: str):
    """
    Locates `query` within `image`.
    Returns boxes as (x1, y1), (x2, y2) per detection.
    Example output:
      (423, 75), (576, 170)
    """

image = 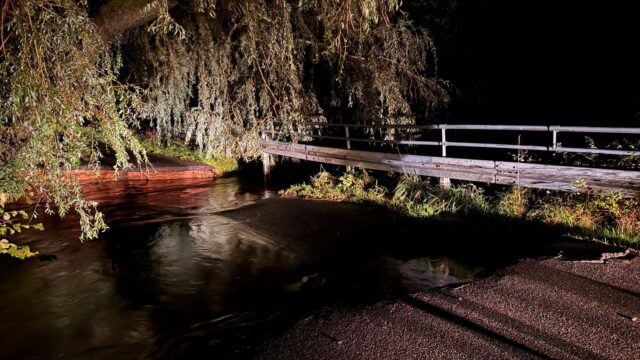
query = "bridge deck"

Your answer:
(263, 140), (640, 196)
